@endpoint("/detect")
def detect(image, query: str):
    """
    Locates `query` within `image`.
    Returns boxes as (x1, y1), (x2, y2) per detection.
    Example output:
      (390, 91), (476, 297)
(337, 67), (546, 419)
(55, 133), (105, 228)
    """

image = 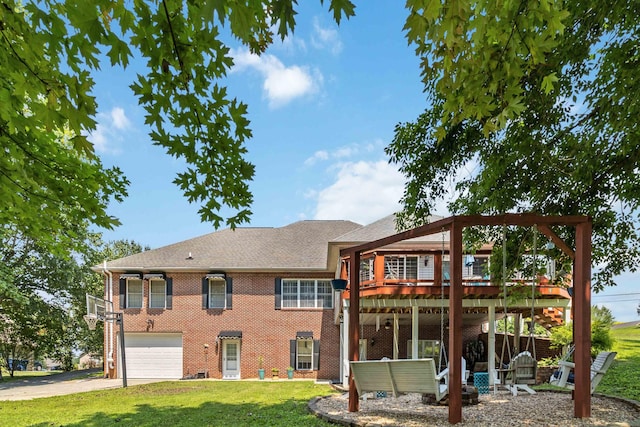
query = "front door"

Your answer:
(222, 339), (240, 379)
